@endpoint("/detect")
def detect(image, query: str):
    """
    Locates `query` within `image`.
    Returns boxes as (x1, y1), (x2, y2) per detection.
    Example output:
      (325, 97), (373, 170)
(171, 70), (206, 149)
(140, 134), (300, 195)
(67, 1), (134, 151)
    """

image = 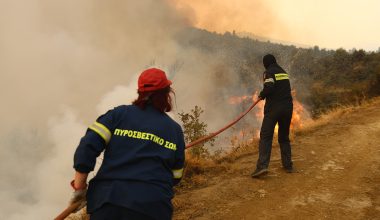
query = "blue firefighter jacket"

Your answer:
(73, 104), (185, 220)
